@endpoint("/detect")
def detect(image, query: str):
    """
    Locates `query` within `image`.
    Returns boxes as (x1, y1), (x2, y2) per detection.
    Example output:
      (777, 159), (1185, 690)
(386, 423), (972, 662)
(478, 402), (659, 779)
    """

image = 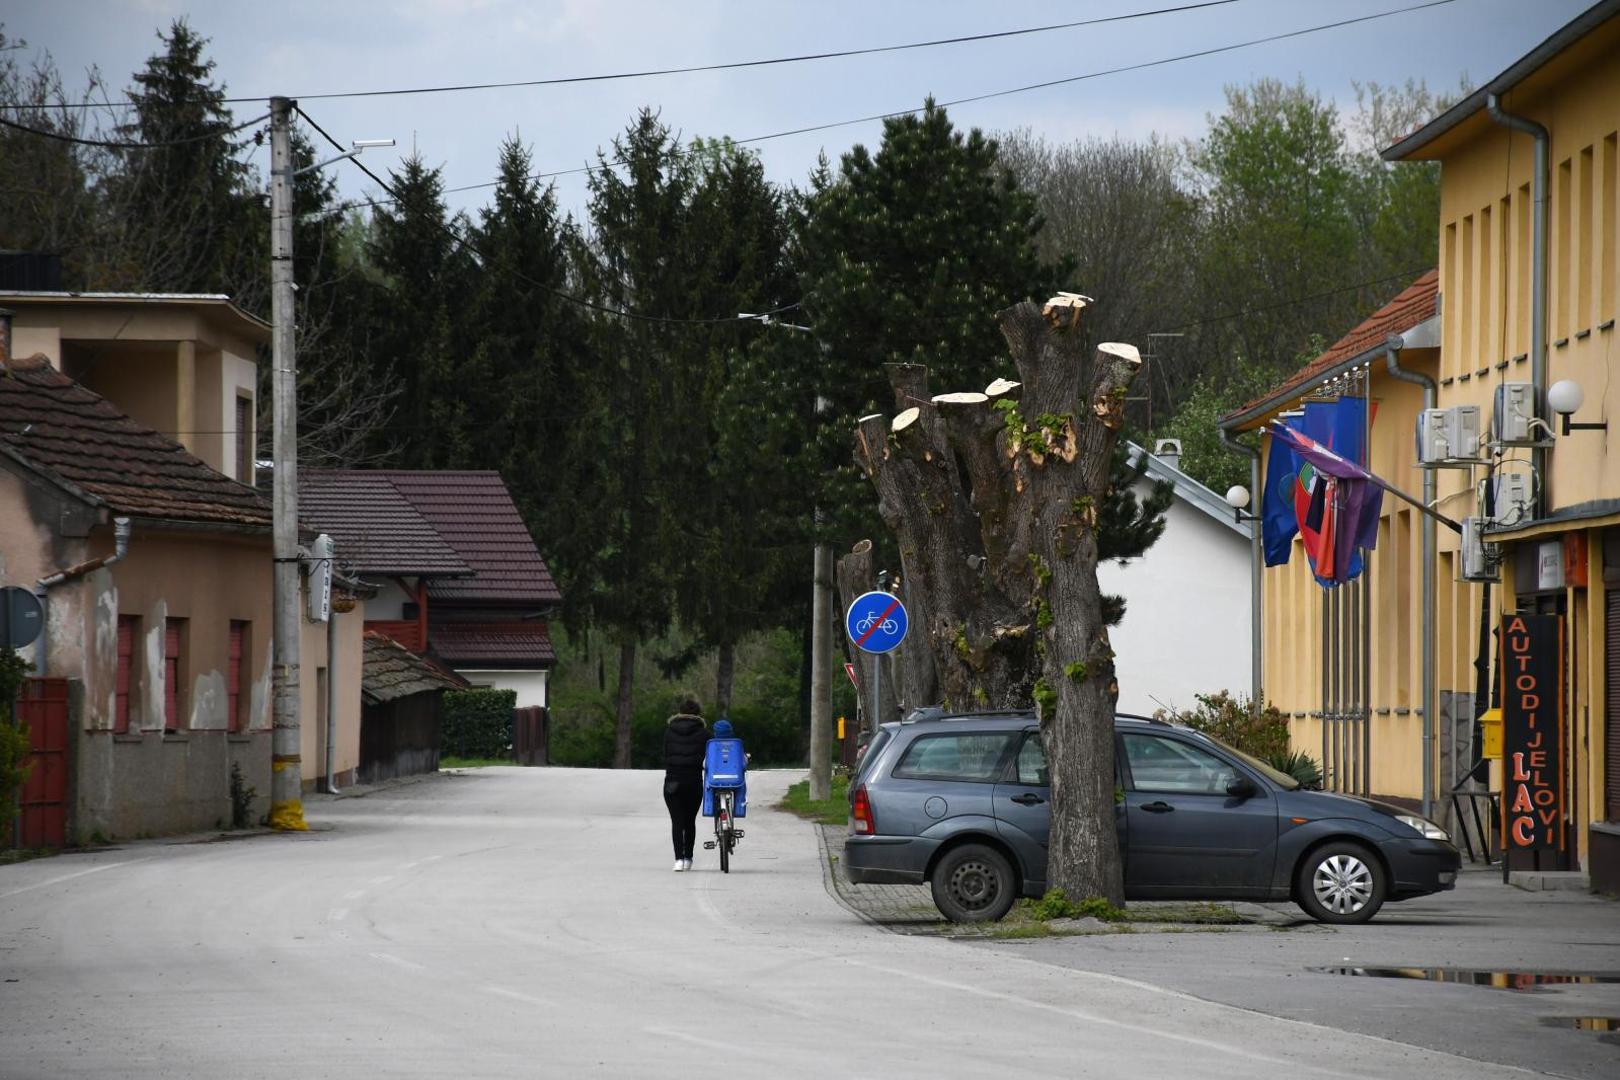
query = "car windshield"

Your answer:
(1185, 730), (1301, 790)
